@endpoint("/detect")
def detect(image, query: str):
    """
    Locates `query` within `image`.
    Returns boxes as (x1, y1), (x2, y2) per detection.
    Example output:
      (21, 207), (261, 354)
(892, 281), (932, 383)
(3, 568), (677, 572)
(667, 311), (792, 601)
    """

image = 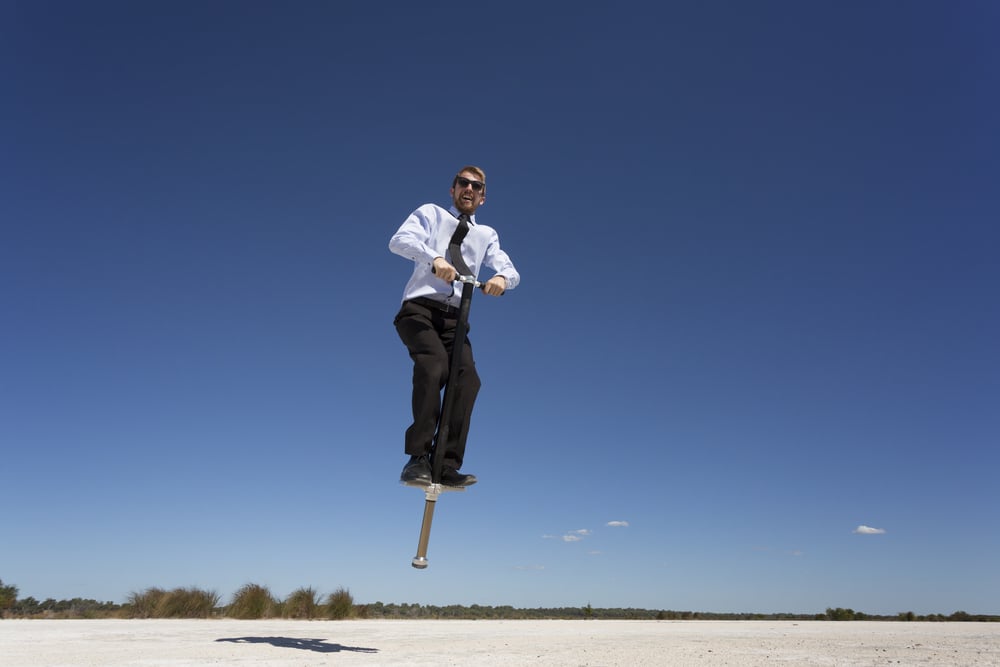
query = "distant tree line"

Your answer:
(823, 607), (996, 623)
(1, 578), (996, 622)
